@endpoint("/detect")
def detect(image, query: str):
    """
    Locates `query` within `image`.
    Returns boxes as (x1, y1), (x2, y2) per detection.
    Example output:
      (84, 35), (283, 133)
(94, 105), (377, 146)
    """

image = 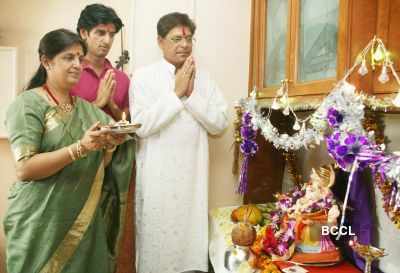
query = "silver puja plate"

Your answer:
(100, 123), (141, 134)
(224, 245), (251, 272)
